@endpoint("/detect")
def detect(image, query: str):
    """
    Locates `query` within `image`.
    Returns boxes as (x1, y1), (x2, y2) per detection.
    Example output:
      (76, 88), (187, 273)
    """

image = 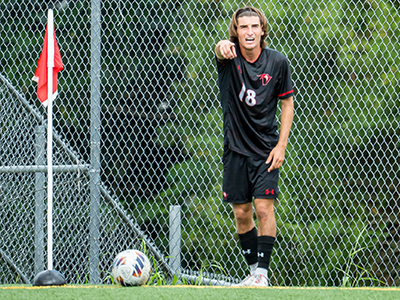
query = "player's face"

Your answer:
(237, 16), (263, 52)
